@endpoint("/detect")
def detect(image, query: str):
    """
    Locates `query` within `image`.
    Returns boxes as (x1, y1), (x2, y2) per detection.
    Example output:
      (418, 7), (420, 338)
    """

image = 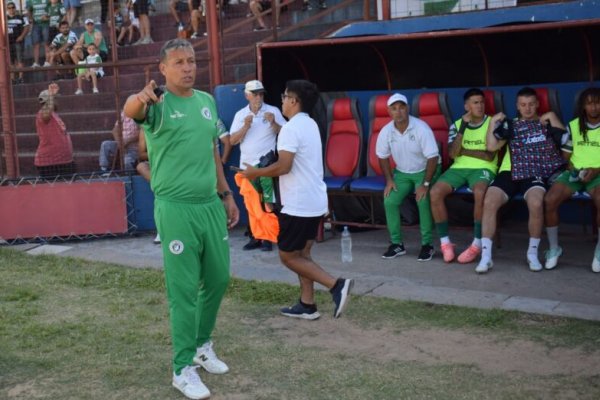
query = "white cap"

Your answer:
(84, 18), (94, 25)
(387, 93), (408, 107)
(38, 90), (49, 104)
(245, 80), (265, 93)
